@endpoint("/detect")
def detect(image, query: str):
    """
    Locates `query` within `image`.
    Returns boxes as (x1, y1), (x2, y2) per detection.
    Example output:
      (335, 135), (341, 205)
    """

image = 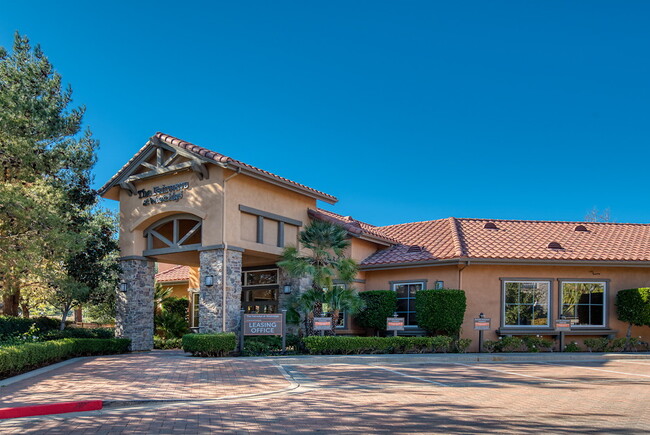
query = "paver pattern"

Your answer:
(0, 351), (288, 407)
(1, 355), (649, 433)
